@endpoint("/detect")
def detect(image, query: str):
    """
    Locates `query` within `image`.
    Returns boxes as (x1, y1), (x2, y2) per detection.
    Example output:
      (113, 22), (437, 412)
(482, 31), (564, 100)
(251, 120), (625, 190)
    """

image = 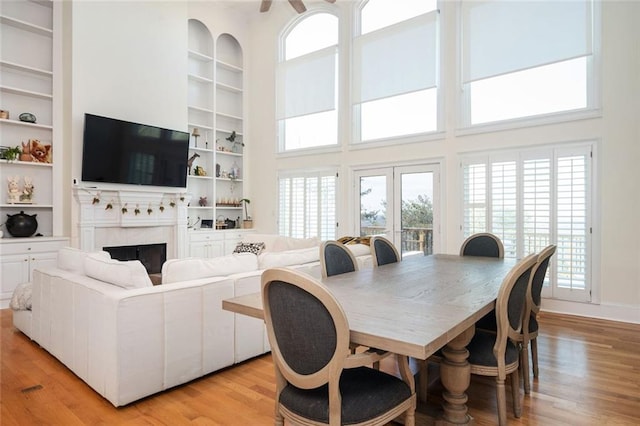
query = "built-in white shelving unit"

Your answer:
(187, 21), (245, 231)
(0, 0), (60, 238)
